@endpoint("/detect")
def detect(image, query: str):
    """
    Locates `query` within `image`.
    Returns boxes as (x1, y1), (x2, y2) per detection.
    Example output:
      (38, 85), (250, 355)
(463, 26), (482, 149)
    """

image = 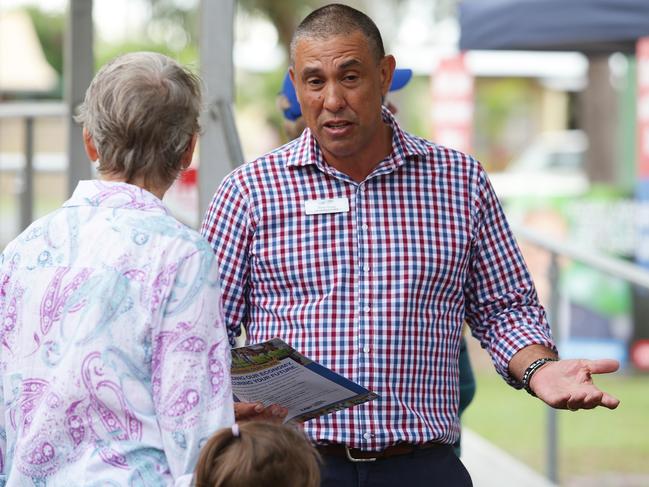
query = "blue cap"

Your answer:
(280, 68), (413, 121)
(390, 68), (413, 91)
